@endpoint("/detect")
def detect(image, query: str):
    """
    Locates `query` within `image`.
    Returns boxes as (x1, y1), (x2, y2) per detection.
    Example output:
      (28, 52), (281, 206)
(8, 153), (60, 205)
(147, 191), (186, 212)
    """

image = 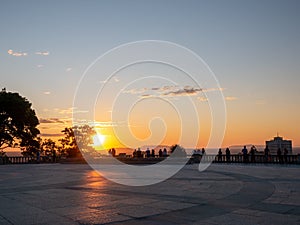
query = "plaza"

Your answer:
(0, 163), (299, 225)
